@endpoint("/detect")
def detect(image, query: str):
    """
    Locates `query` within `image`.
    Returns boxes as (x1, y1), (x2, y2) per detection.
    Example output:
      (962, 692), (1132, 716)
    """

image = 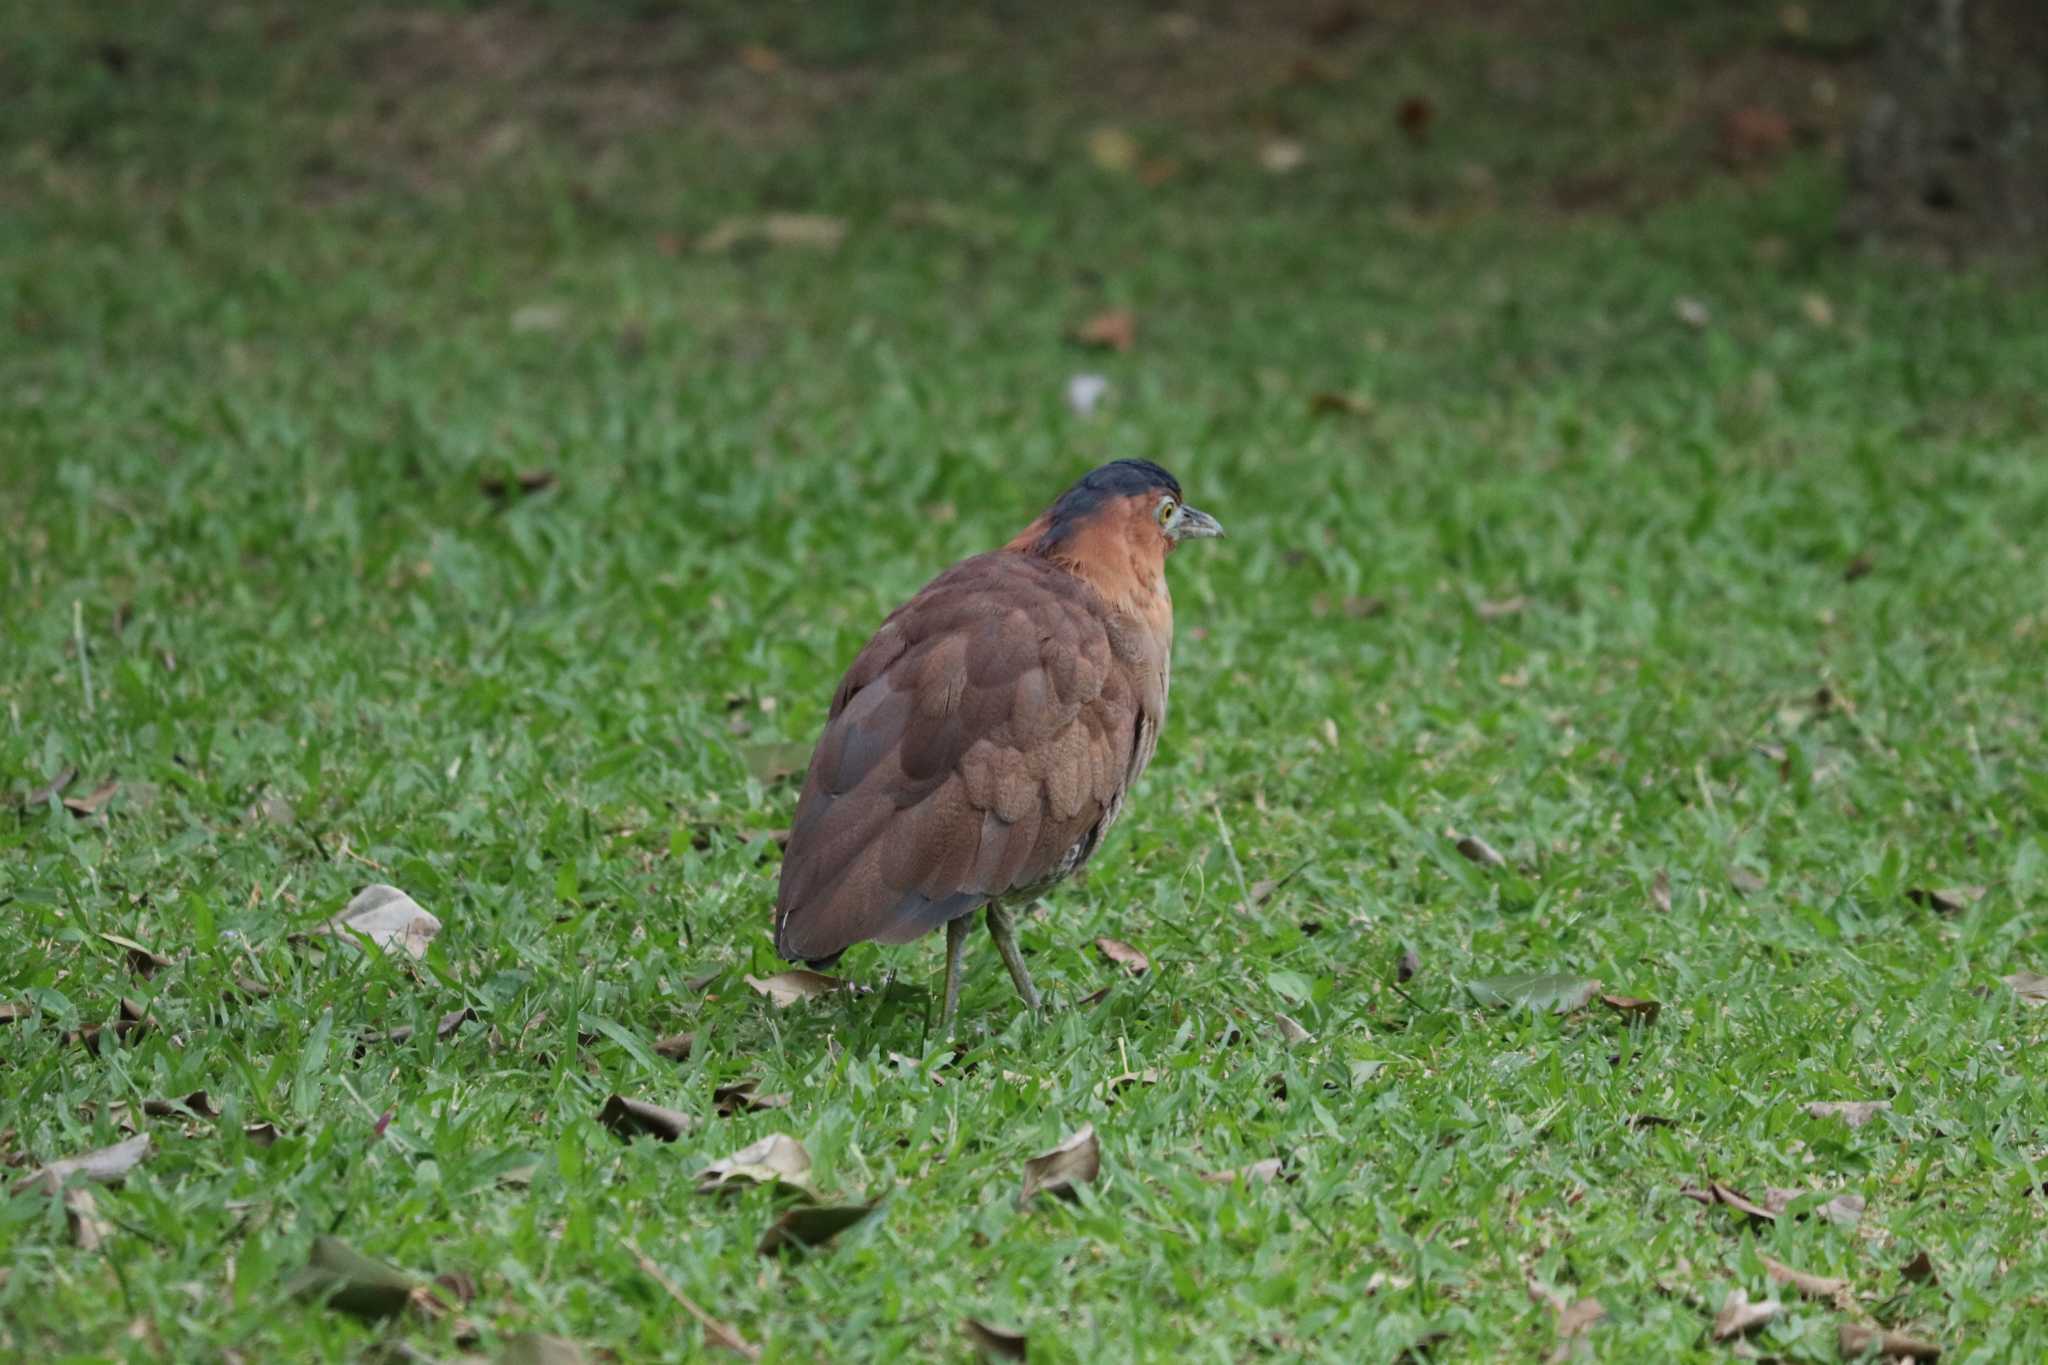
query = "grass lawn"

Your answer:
(4, 1), (2047, 1359)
